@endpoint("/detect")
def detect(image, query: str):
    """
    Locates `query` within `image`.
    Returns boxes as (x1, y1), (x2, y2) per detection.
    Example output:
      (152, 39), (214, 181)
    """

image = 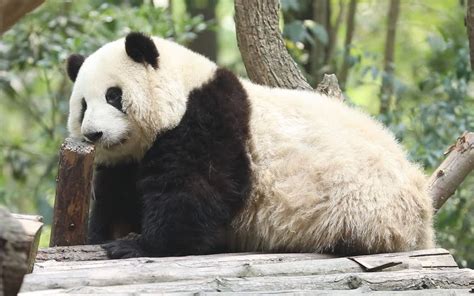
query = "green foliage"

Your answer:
(0, 0), (210, 234)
